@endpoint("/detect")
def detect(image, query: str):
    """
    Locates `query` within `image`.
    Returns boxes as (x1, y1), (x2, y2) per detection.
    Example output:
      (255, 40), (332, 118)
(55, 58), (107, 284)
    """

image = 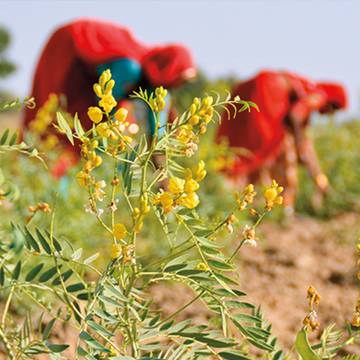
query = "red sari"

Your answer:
(23, 18), (195, 130)
(216, 70), (335, 176)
